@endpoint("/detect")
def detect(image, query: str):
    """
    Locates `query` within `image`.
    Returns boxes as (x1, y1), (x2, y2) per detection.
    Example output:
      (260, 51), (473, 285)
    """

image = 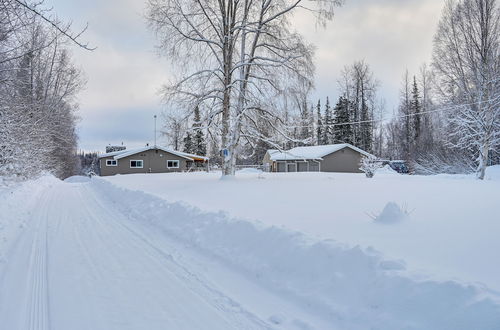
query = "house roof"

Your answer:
(268, 150), (314, 161)
(268, 144), (373, 161)
(173, 150), (210, 162)
(98, 146), (209, 161)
